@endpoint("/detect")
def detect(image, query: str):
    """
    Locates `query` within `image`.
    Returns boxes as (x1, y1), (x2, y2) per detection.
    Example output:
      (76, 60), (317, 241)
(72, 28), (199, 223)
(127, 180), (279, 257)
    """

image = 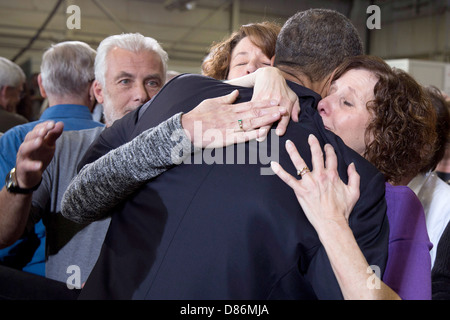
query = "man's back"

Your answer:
(79, 74), (389, 299)
(31, 127), (110, 284)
